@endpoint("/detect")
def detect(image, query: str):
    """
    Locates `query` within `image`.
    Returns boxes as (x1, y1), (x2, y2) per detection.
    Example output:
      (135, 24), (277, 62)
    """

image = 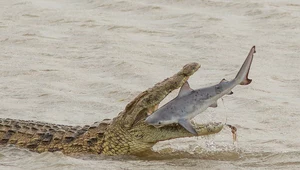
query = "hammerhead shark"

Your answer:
(145, 46), (256, 135)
